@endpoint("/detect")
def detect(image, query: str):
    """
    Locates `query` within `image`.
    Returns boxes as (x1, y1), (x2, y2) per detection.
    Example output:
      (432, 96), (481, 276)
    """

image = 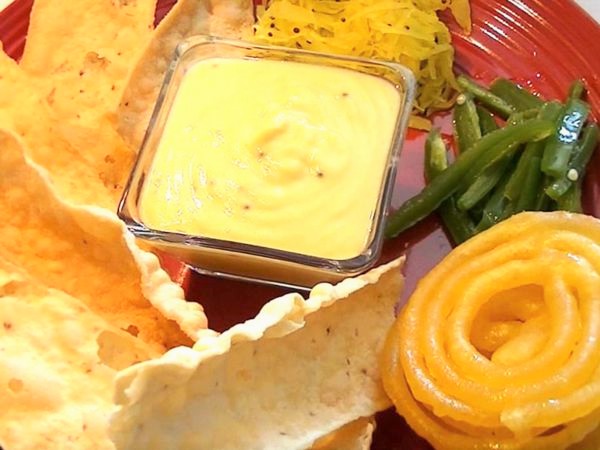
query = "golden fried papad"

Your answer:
(0, 48), (134, 209)
(110, 258), (404, 450)
(0, 257), (158, 450)
(0, 129), (207, 348)
(381, 211), (600, 450)
(117, 0), (254, 150)
(311, 416), (375, 450)
(20, 0), (157, 124)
